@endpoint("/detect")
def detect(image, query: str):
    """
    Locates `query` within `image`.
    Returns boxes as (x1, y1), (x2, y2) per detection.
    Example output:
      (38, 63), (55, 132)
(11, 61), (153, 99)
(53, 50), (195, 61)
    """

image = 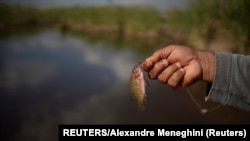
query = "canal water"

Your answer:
(1, 29), (250, 141)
